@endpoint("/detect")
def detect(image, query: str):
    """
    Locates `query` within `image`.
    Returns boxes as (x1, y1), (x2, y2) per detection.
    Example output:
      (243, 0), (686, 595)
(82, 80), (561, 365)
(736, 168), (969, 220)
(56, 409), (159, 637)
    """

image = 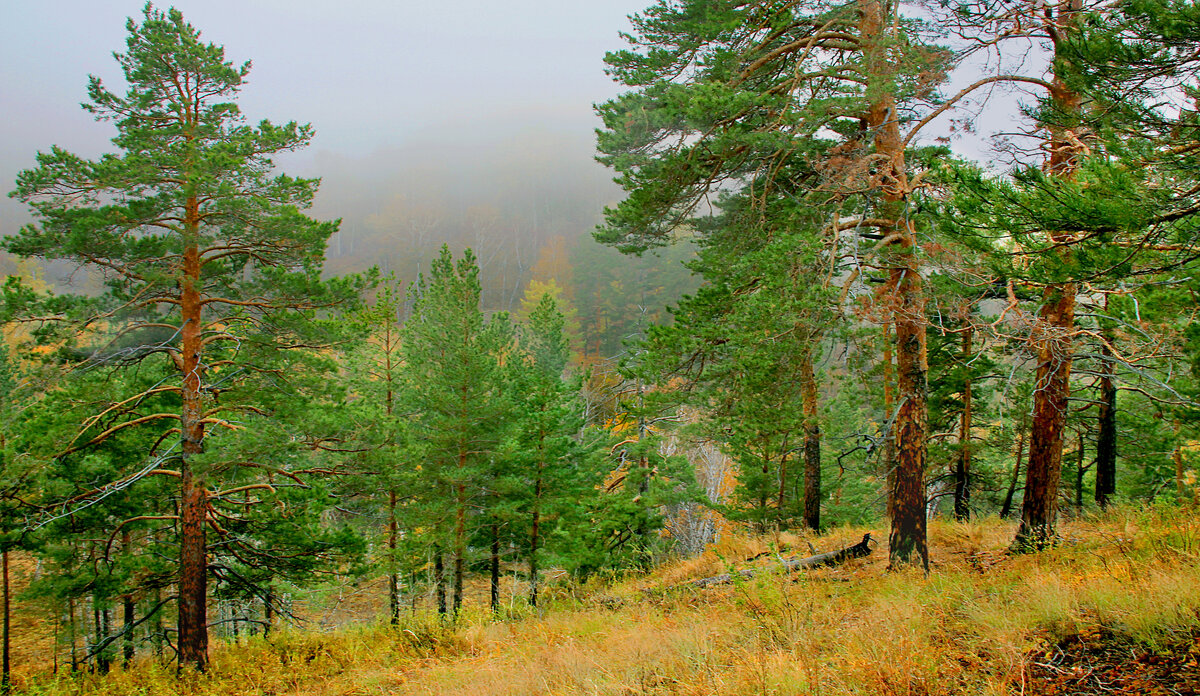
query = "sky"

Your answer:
(0, 0), (649, 235)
